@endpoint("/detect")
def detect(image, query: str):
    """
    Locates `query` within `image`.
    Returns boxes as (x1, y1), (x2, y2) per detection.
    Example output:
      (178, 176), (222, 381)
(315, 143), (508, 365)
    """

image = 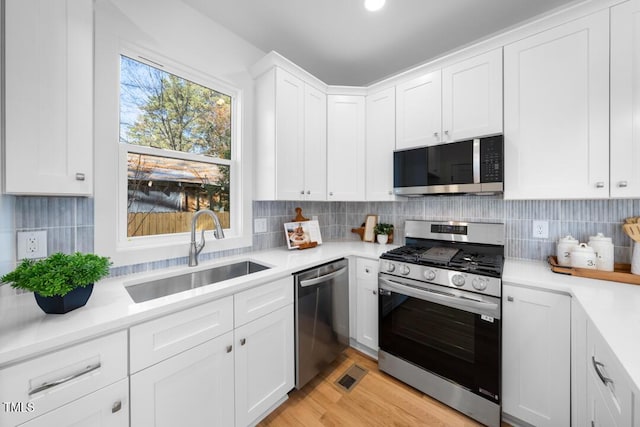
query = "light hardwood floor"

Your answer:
(259, 348), (509, 427)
